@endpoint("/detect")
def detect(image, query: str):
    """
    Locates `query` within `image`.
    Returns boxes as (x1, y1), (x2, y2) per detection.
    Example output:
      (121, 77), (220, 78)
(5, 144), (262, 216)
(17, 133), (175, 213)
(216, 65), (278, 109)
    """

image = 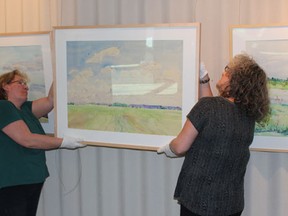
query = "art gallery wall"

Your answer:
(1, 0), (288, 215)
